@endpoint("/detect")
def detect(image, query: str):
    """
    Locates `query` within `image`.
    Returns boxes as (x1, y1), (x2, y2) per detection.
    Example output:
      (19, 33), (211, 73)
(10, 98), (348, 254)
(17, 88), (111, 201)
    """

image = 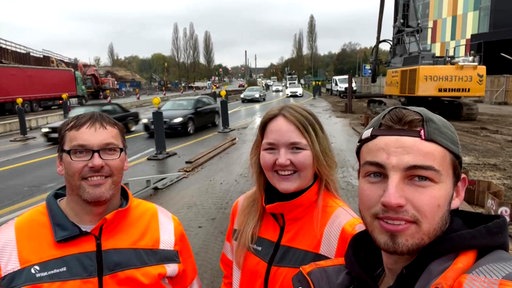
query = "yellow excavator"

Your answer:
(370, 0), (486, 120)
